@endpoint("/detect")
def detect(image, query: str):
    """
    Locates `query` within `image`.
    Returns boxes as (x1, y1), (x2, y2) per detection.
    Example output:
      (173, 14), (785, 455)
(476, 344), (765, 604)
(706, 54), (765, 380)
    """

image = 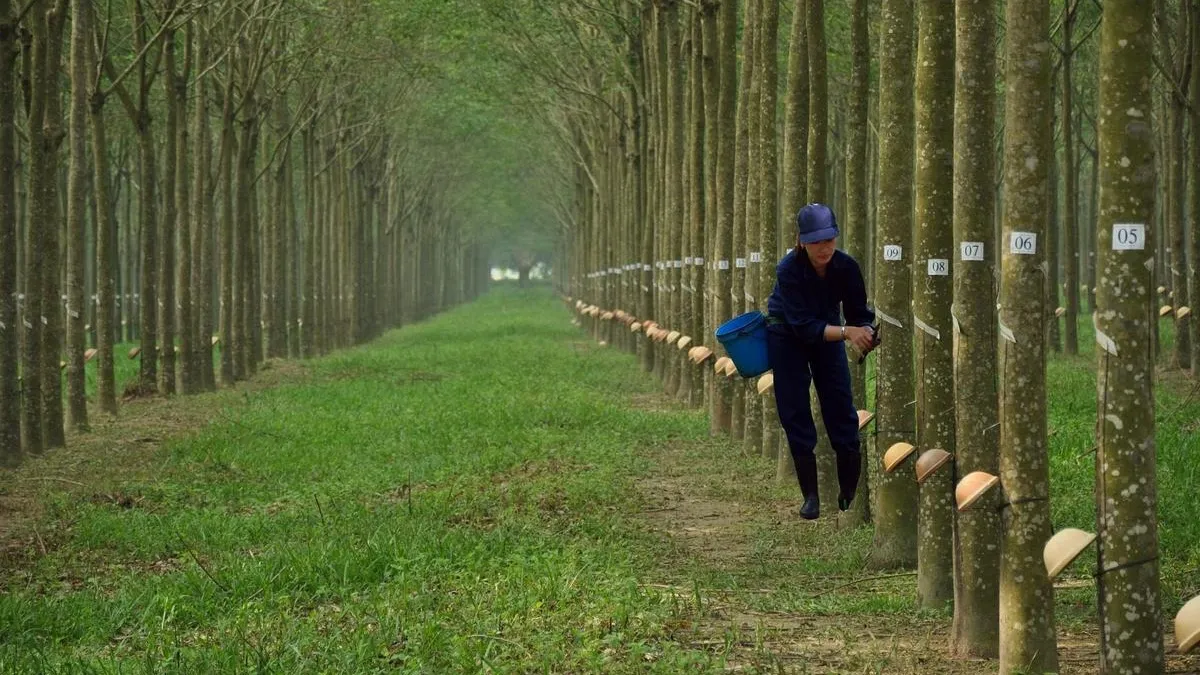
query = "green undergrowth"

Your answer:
(1, 286), (1196, 672)
(0, 287), (720, 672)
